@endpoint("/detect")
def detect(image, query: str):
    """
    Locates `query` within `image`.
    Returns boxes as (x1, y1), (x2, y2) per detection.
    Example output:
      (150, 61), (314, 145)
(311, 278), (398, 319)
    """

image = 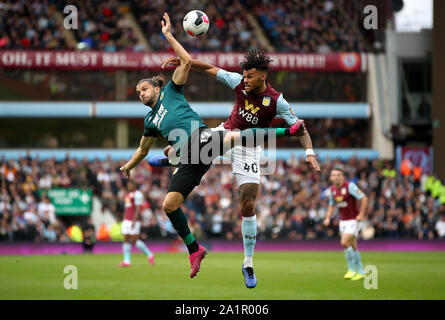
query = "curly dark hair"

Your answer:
(240, 49), (273, 72)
